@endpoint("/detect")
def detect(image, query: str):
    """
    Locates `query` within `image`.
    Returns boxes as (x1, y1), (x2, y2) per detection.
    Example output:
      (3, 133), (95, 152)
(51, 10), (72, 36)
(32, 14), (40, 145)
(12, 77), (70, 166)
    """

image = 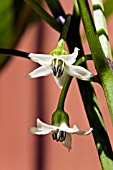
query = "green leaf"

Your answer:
(0, 0), (14, 68)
